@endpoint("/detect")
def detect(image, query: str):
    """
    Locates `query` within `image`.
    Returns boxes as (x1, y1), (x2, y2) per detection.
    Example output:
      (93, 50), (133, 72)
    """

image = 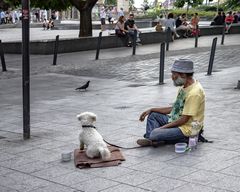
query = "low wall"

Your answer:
(2, 24), (240, 55)
(2, 31), (168, 54)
